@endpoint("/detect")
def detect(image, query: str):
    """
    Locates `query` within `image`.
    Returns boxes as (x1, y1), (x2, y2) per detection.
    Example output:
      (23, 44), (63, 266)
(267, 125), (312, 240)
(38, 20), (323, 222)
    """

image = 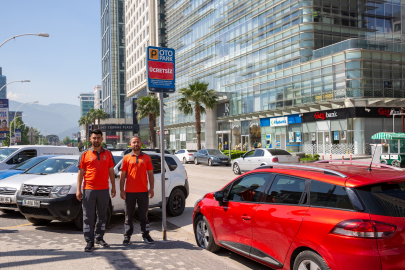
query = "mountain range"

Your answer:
(9, 101), (80, 140)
